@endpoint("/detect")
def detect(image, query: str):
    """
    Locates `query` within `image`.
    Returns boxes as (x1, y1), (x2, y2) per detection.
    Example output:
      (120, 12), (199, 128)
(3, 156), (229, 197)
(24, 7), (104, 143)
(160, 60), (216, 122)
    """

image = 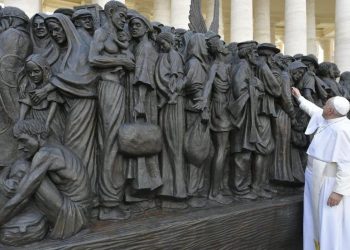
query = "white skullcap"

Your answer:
(333, 96), (350, 116)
